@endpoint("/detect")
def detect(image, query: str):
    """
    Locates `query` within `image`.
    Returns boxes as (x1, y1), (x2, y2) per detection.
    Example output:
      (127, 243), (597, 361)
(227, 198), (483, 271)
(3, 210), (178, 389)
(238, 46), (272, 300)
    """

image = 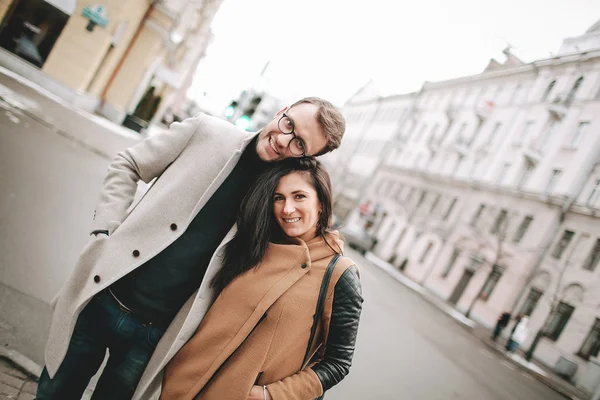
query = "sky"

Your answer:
(188, 0), (600, 114)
